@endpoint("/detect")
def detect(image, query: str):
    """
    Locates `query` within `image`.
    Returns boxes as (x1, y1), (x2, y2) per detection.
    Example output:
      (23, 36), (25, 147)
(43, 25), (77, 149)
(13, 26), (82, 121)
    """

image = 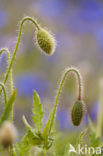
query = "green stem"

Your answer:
(0, 48), (14, 122)
(0, 18), (40, 122)
(43, 148), (47, 156)
(49, 67), (82, 133)
(3, 17), (40, 87)
(10, 145), (16, 156)
(0, 48), (13, 94)
(0, 83), (7, 105)
(97, 78), (103, 137)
